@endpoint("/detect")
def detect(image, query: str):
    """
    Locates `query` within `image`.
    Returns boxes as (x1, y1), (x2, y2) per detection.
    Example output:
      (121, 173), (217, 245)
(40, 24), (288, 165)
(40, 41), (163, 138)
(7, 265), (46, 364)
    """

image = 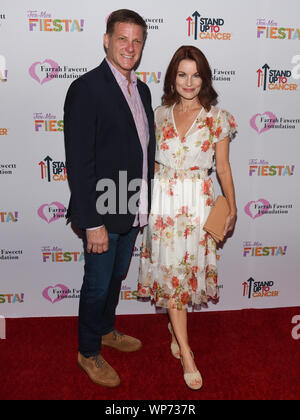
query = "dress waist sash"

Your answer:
(157, 163), (209, 180)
